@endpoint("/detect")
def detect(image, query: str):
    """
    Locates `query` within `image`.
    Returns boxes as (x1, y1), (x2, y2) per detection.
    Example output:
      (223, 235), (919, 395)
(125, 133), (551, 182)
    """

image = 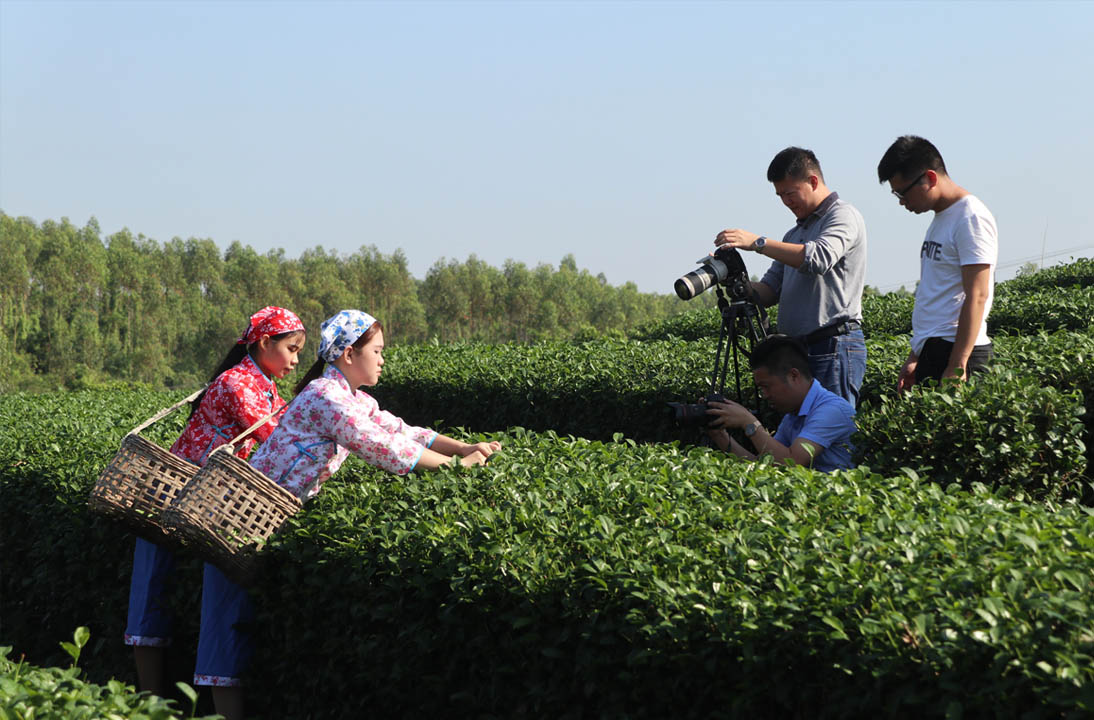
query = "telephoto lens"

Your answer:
(674, 258), (729, 300)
